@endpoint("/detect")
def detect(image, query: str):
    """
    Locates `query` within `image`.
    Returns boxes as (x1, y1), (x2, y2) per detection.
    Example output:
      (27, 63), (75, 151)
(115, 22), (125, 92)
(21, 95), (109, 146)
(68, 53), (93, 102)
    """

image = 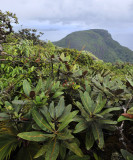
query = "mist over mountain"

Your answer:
(53, 29), (133, 63)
